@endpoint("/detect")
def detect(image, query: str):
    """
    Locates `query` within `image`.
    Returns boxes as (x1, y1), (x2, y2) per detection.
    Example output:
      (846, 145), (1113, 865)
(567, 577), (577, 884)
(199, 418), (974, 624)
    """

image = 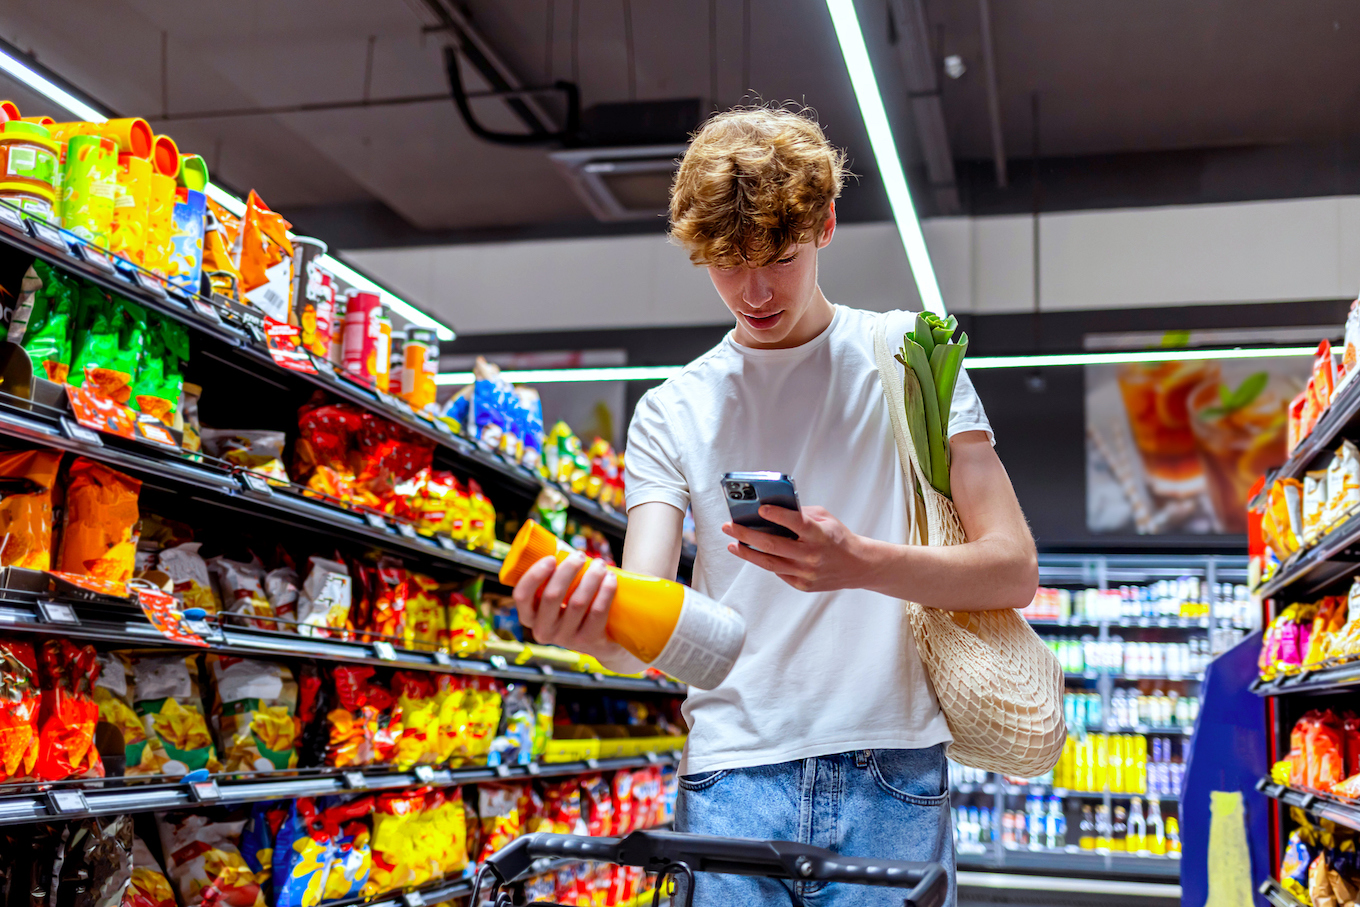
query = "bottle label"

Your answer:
(649, 588), (746, 690)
